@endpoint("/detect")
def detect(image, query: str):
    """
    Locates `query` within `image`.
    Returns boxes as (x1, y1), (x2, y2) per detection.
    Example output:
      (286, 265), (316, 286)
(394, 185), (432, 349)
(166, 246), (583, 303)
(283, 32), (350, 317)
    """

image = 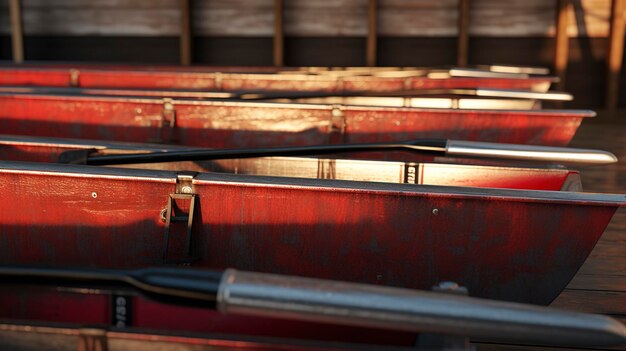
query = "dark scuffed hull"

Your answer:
(0, 162), (620, 303)
(0, 159), (621, 345)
